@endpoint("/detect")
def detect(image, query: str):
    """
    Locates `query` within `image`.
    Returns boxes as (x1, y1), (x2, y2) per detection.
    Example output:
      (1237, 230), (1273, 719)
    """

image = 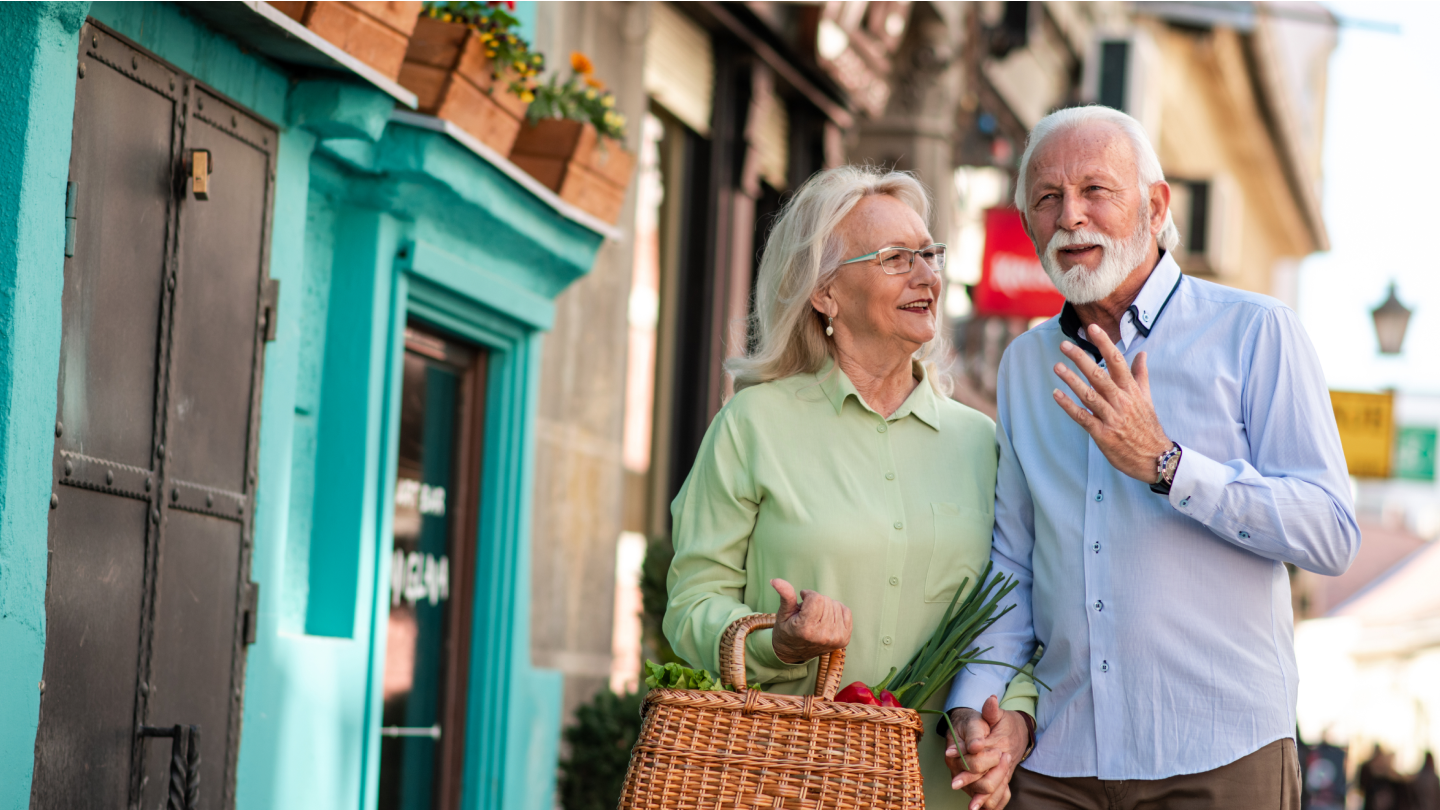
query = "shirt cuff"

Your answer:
(741, 627), (809, 682)
(947, 669), (1010, 714)
(1168, 443), (1227, 523)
